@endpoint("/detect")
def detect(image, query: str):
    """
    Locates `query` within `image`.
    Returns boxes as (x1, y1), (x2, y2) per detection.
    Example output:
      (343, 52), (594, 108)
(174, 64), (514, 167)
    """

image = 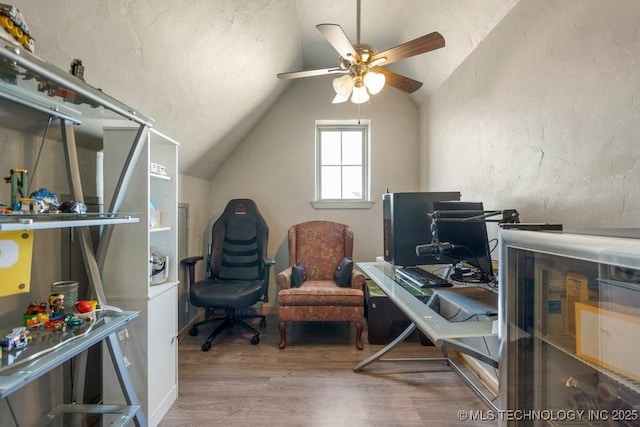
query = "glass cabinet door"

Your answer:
(500, 230), (640, 427)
